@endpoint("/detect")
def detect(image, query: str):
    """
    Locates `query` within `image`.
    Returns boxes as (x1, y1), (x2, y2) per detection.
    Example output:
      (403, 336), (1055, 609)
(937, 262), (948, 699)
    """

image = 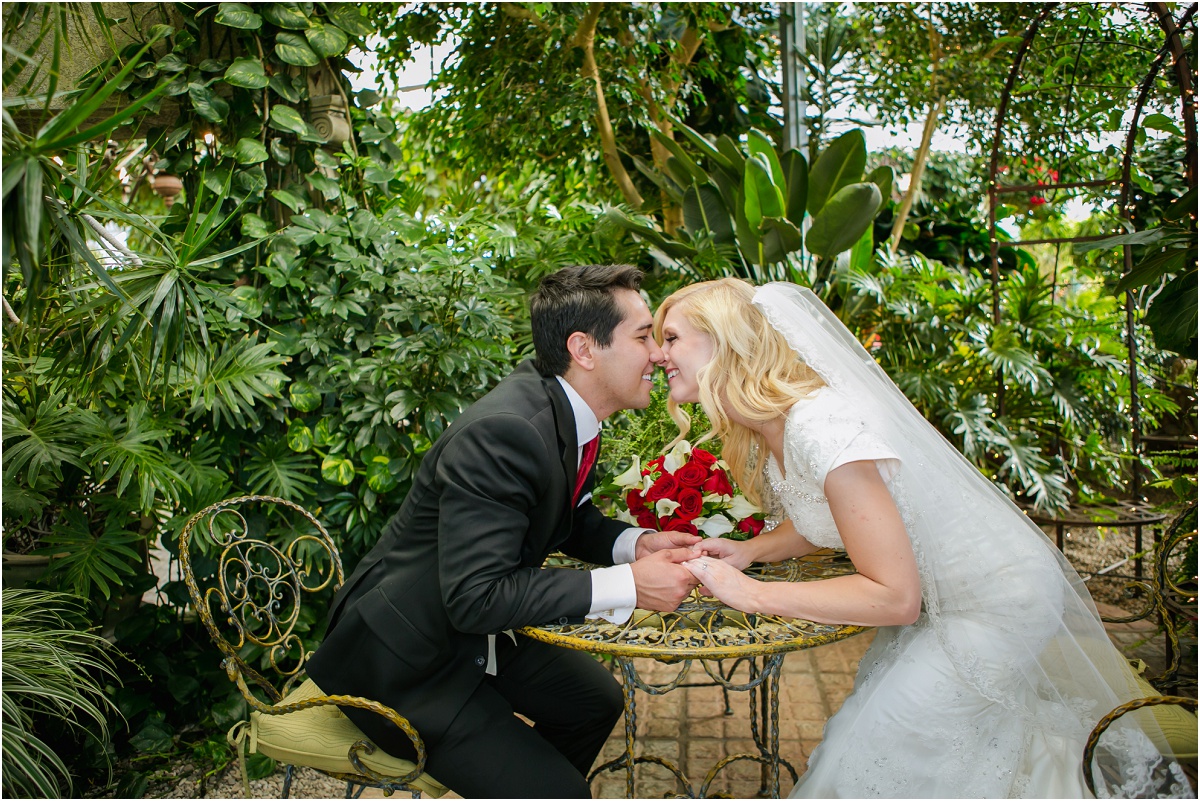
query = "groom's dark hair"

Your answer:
(531, 264), (644, 376)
